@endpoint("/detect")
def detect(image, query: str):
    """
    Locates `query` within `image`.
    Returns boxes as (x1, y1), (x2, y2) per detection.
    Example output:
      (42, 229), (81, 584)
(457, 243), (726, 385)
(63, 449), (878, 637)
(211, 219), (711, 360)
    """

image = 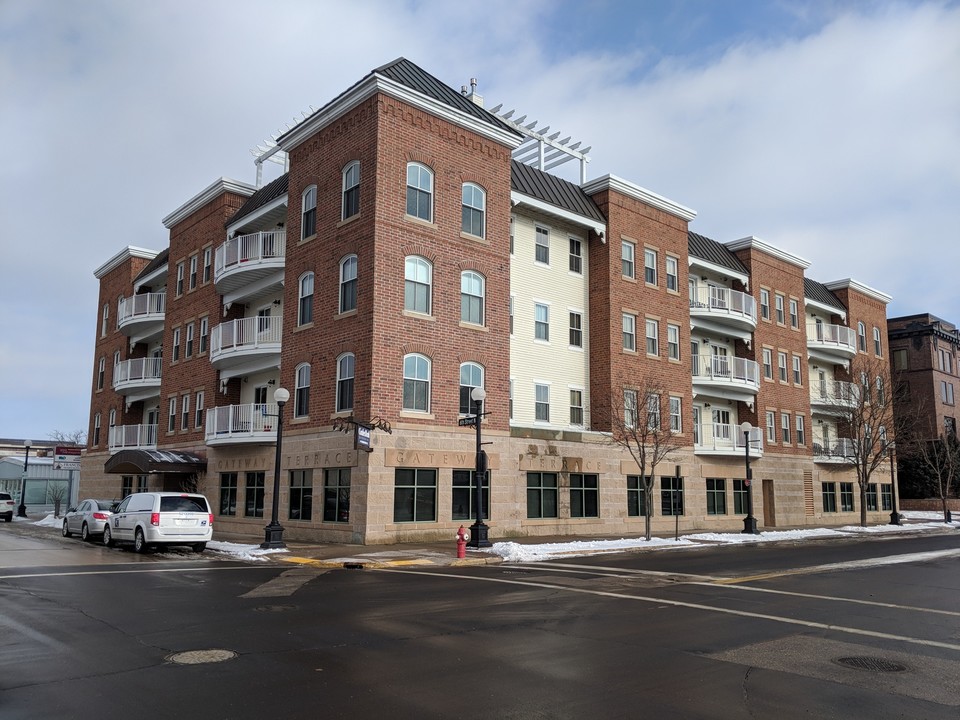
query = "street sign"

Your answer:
(457, 416), (477, 427)
(356, 425), (371, 451)
(54, 445), (81, 471)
